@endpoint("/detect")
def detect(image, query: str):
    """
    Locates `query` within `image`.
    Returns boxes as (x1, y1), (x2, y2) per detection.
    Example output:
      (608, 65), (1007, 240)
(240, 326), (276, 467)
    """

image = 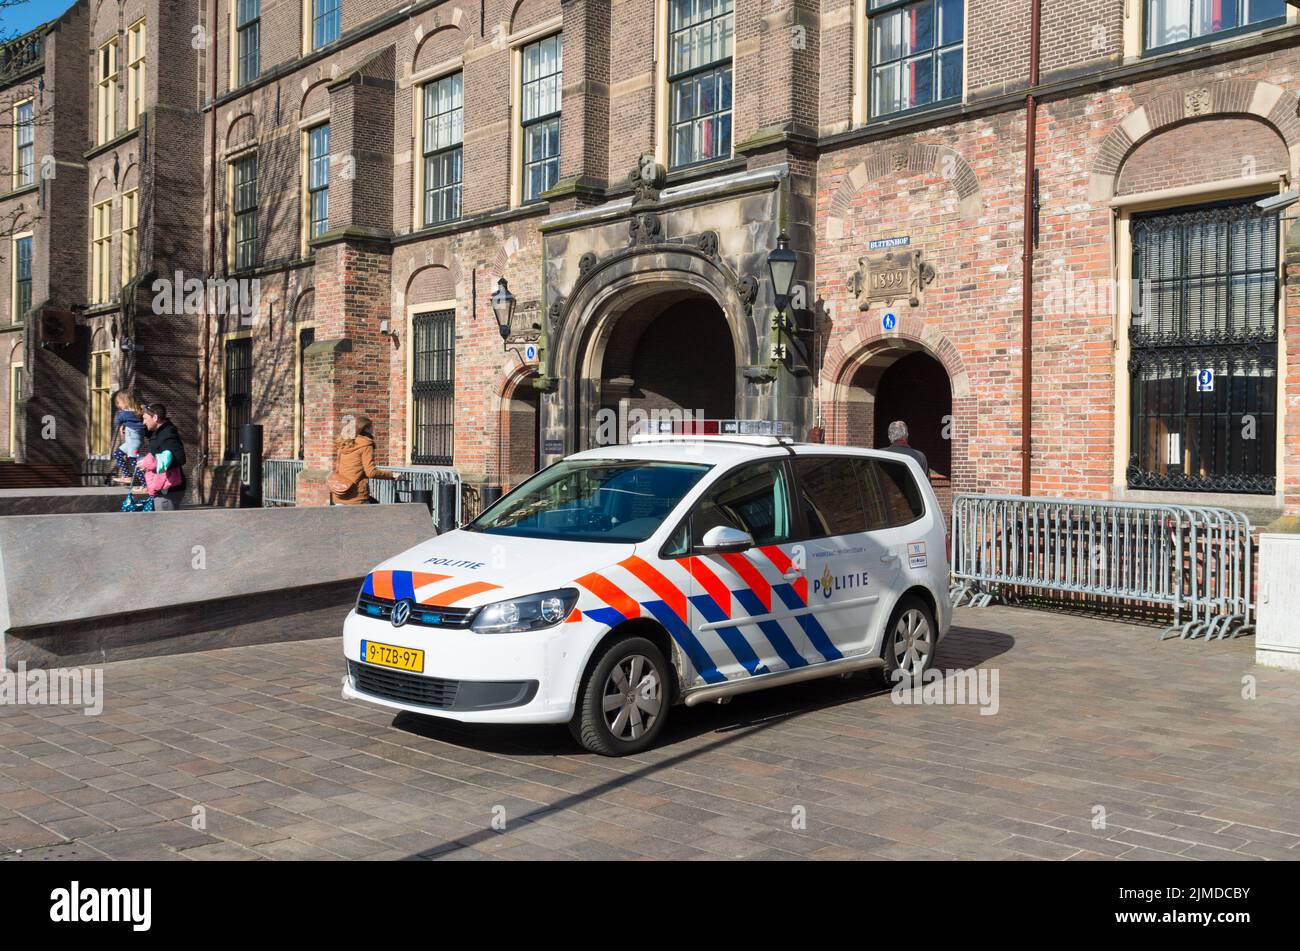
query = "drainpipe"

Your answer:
(201, 0), (219, 504)
(1020, 0), (1041, 497)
